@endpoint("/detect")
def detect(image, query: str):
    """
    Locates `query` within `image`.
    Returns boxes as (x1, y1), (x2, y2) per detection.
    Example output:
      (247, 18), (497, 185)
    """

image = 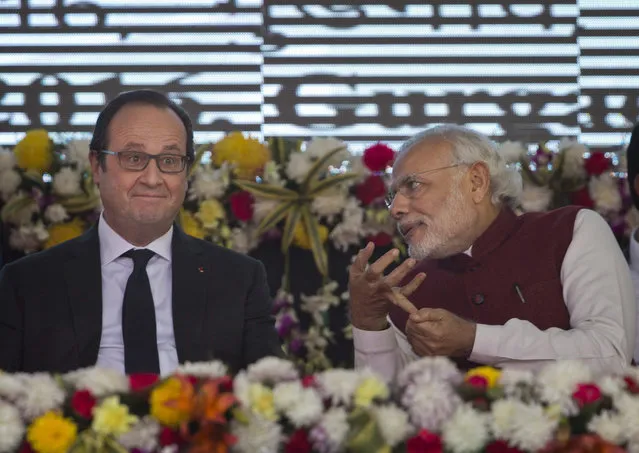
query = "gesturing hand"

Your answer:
(348, 242), (426, 331)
